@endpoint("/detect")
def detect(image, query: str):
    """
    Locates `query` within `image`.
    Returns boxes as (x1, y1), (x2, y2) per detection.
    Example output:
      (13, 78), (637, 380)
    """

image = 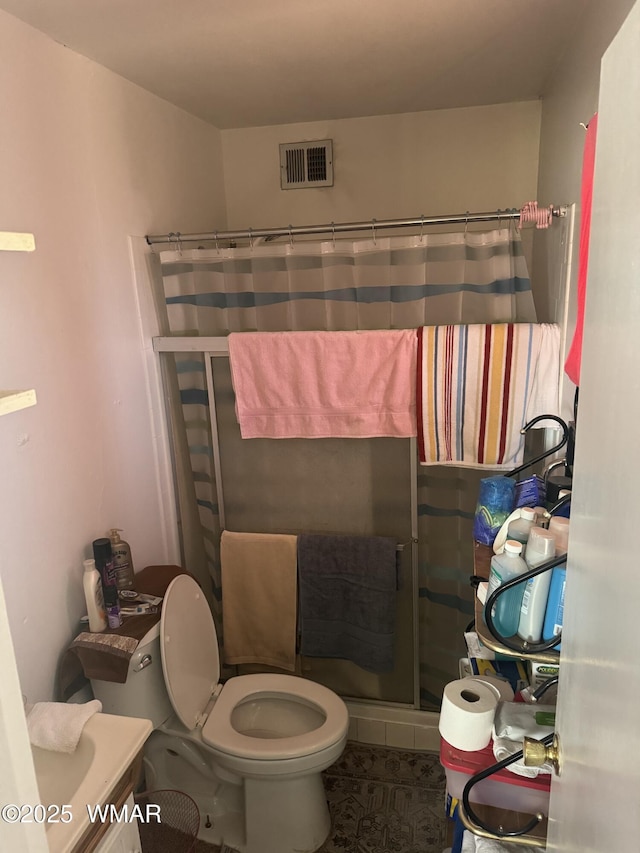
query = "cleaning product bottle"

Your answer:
(108, 529), (135, 590)
(92, 538), (121, 628)
(517, 528), (556, 643)
(506, 507), (537, 553)
(485, 540), (529, 637)
(82, 559), (107, 632)
(542, 567), (566, 649)
(541, 518), (570, 649)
